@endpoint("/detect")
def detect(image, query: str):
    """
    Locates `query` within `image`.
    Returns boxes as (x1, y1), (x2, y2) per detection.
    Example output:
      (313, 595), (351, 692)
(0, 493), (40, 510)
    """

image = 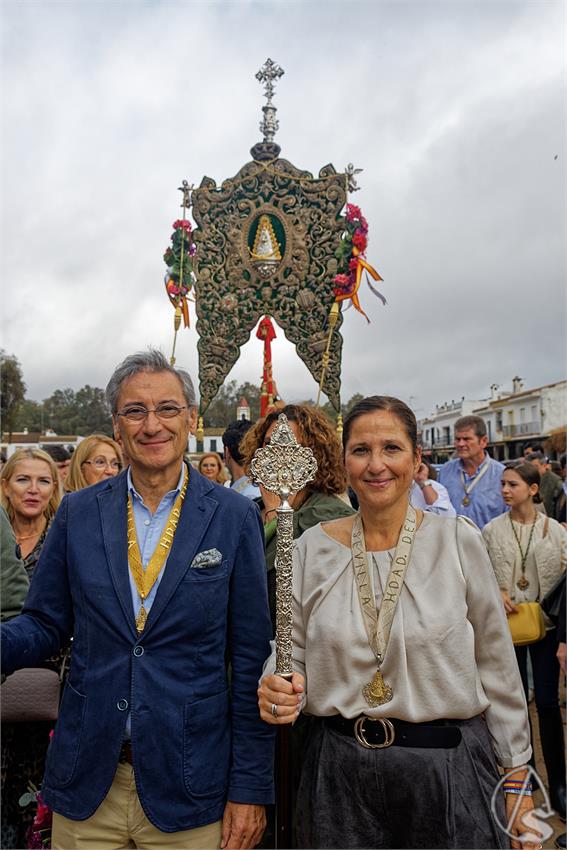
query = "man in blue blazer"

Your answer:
(1, 350), (275, 849)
